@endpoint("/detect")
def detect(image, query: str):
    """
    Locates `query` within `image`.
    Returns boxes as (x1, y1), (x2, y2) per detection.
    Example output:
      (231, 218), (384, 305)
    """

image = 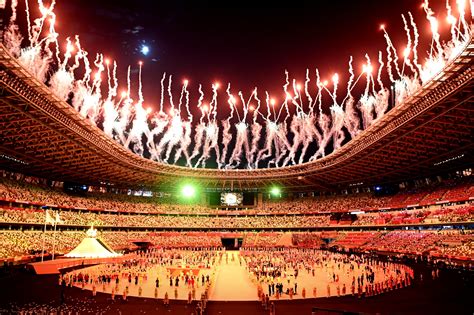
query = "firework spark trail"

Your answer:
(210, 84), (219, 122)
(194, 84), (204, 125)
(265, 92), (272, 121)
(328, 72), (346, 151)
(358, 55), (377, 128)
(195, 121), (219, 168)
(376, 51), (385, 90)
(381, 26), (396, 83)
(146, 112), (169, 160)
(167, 75), (175, 111)
(227, 90), (253, 168)
(159, 73), (166, 113)
(255, 92), (277, 167)
(382, 27), (402, 80)
(101, 60), (119, 137)
(174, 120), (192, 165)
(408, 12), (423, 76)
(114, 65), (133, 143)
(248, 89), (262, 168)
(311, 112), (331, 160)
(374, 88), (390, 121)
(363, 55), (372, 97)
(291, 80), (303, 114)
(85, 54), (105, 124)
(72, 51), (101, 121)
(274, 121), (291, 167)
(374, 52), (390, 119)
(446, 1), (462, 45)
(49, 39), (75, 101)
(184, 81), (192, 121)
(227, 121), (249, 168)
(359, 94), (375, 129)
(312, 76), (340, 161)
(298, 115), (316, 164)
(161, 113), (184, 163)
(280, 70), (291, 122)
(26, 1), (59, 80)
(455, 0), (470, 40)
(283, 115), (302, 166)
(256, 121), (277, 167)
(340, 58), (366, 107)
(69, 36), (83, 73)
(314, 69), (323, 118)
(25, 0), (32, 44)
(177, 79), (186, 115)
(304, 69), (313, 111)
(344, 57), (355, 100)
(124, 101), (150, 156)
(124, 61), (151, 155)
(331, 104), (346, 151)
(4, 0), (23, 57)
(189, 122), (205, 162)
(332, 73), (339, 101)
(423, 0), (444, 59)
(241, 90), (257, 167)
(116, 95), (133, 146)
(343, 95), (359, 139)
(219, 84), (236, 167)
(138, 62), (144, 105)
(402, 17), (417, 78)
(196, 83), (220, 167)
(4, 0), (473, 169)
(186, 83), (205, 165)
(340, 58), (358, 139)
